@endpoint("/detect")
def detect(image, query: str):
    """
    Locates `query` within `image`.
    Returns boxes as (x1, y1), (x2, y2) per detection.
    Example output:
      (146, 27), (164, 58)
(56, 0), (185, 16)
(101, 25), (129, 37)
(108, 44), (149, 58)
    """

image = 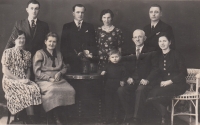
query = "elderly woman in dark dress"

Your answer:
(146, 32), (189, 125)
(33, 32), (75, 125)
(95, 9), (124, 72)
